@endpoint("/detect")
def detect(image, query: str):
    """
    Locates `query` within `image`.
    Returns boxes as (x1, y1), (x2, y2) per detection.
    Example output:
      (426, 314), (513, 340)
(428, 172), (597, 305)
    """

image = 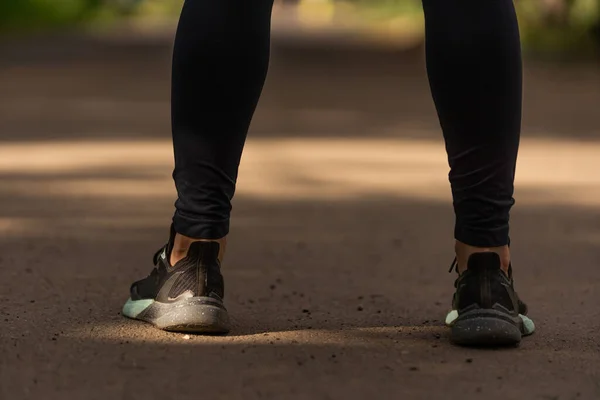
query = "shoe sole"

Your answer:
(122, 296), (230, 334)
(450, 308), (523, 346)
